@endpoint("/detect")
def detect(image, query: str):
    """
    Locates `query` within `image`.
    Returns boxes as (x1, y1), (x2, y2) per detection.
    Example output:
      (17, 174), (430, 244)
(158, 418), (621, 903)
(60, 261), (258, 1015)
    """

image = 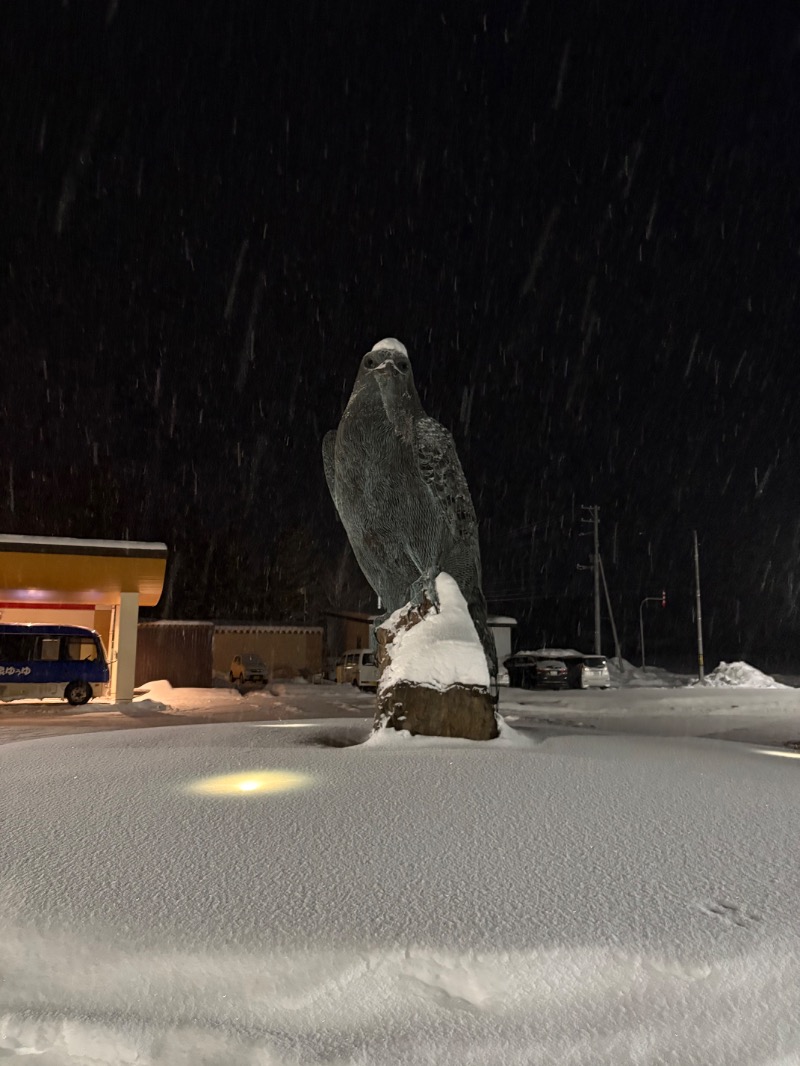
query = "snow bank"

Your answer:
(608, 658), (685, 688)
(379, 572), (490, 692)
(700, 661), (789, 689)
(2, 724), (800, 1063)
